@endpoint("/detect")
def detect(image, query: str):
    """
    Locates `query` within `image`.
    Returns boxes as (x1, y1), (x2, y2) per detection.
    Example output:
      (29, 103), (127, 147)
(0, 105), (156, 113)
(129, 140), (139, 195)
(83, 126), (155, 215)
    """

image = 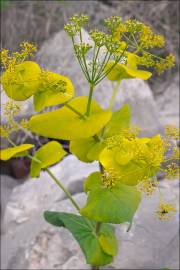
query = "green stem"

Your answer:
(108, 80), (121, 110)
(95, 222), (101, 234)
(45, 168), (80, 211)
(86, 84), (94, 116)
(7, 138), (16, 146)
(91, 266), (99, 270)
